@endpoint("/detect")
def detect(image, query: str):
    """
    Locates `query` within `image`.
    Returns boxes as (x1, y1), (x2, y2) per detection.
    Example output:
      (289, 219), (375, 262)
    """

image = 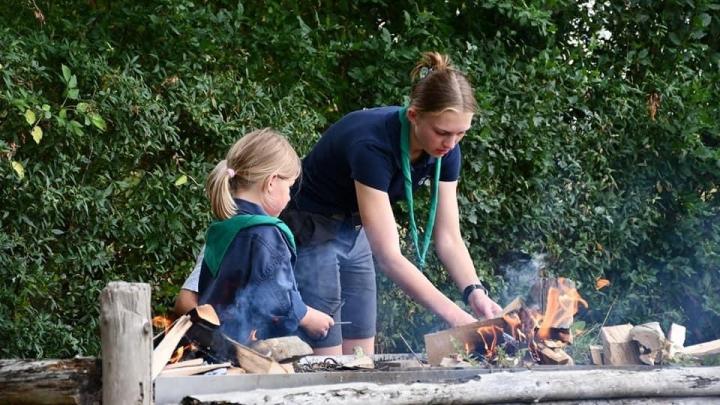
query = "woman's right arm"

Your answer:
(354, 181), (476, 327)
